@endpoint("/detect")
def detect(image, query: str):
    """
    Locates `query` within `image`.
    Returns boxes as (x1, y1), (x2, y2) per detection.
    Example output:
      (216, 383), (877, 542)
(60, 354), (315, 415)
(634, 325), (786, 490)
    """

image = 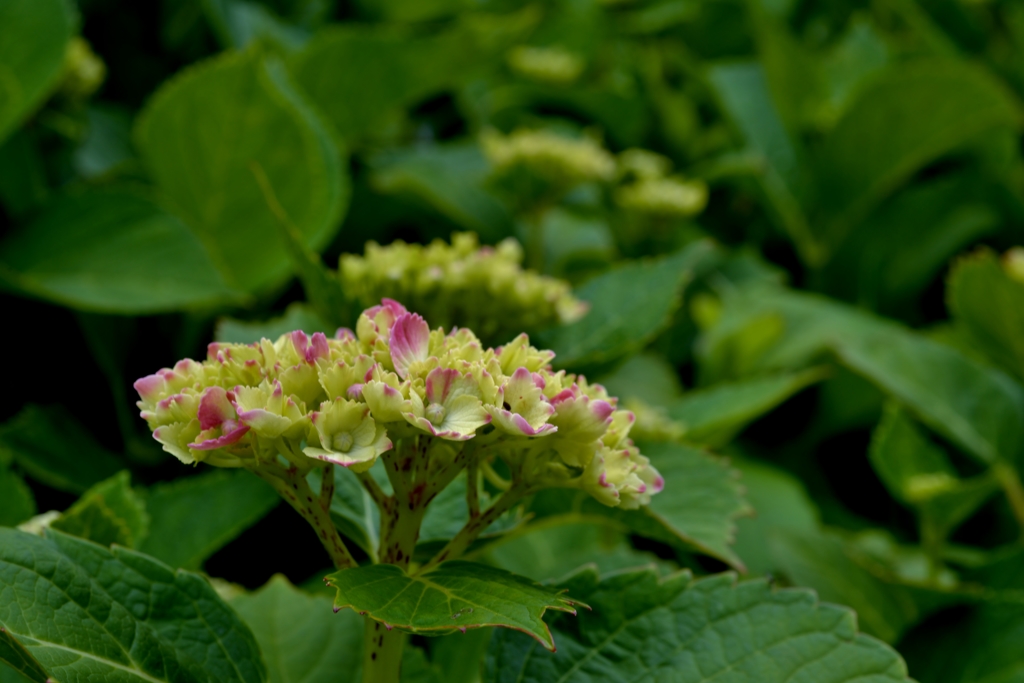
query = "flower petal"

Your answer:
(390, 313), (430, 379)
